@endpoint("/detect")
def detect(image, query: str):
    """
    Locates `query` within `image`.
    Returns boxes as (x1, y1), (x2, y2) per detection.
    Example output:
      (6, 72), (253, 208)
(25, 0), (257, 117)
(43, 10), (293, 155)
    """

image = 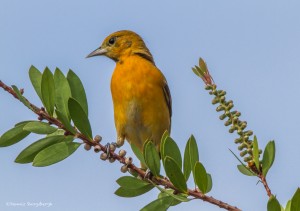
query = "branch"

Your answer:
(0, 79), (241, 211)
